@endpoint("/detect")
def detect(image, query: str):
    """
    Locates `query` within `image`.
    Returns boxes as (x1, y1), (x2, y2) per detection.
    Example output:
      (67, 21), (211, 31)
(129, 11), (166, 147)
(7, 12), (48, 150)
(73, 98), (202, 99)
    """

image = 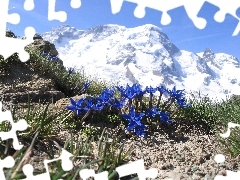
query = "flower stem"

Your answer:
(79, 109), (92, 124)
(157, 93), (163, 108)
(149, 93), (153, 109)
